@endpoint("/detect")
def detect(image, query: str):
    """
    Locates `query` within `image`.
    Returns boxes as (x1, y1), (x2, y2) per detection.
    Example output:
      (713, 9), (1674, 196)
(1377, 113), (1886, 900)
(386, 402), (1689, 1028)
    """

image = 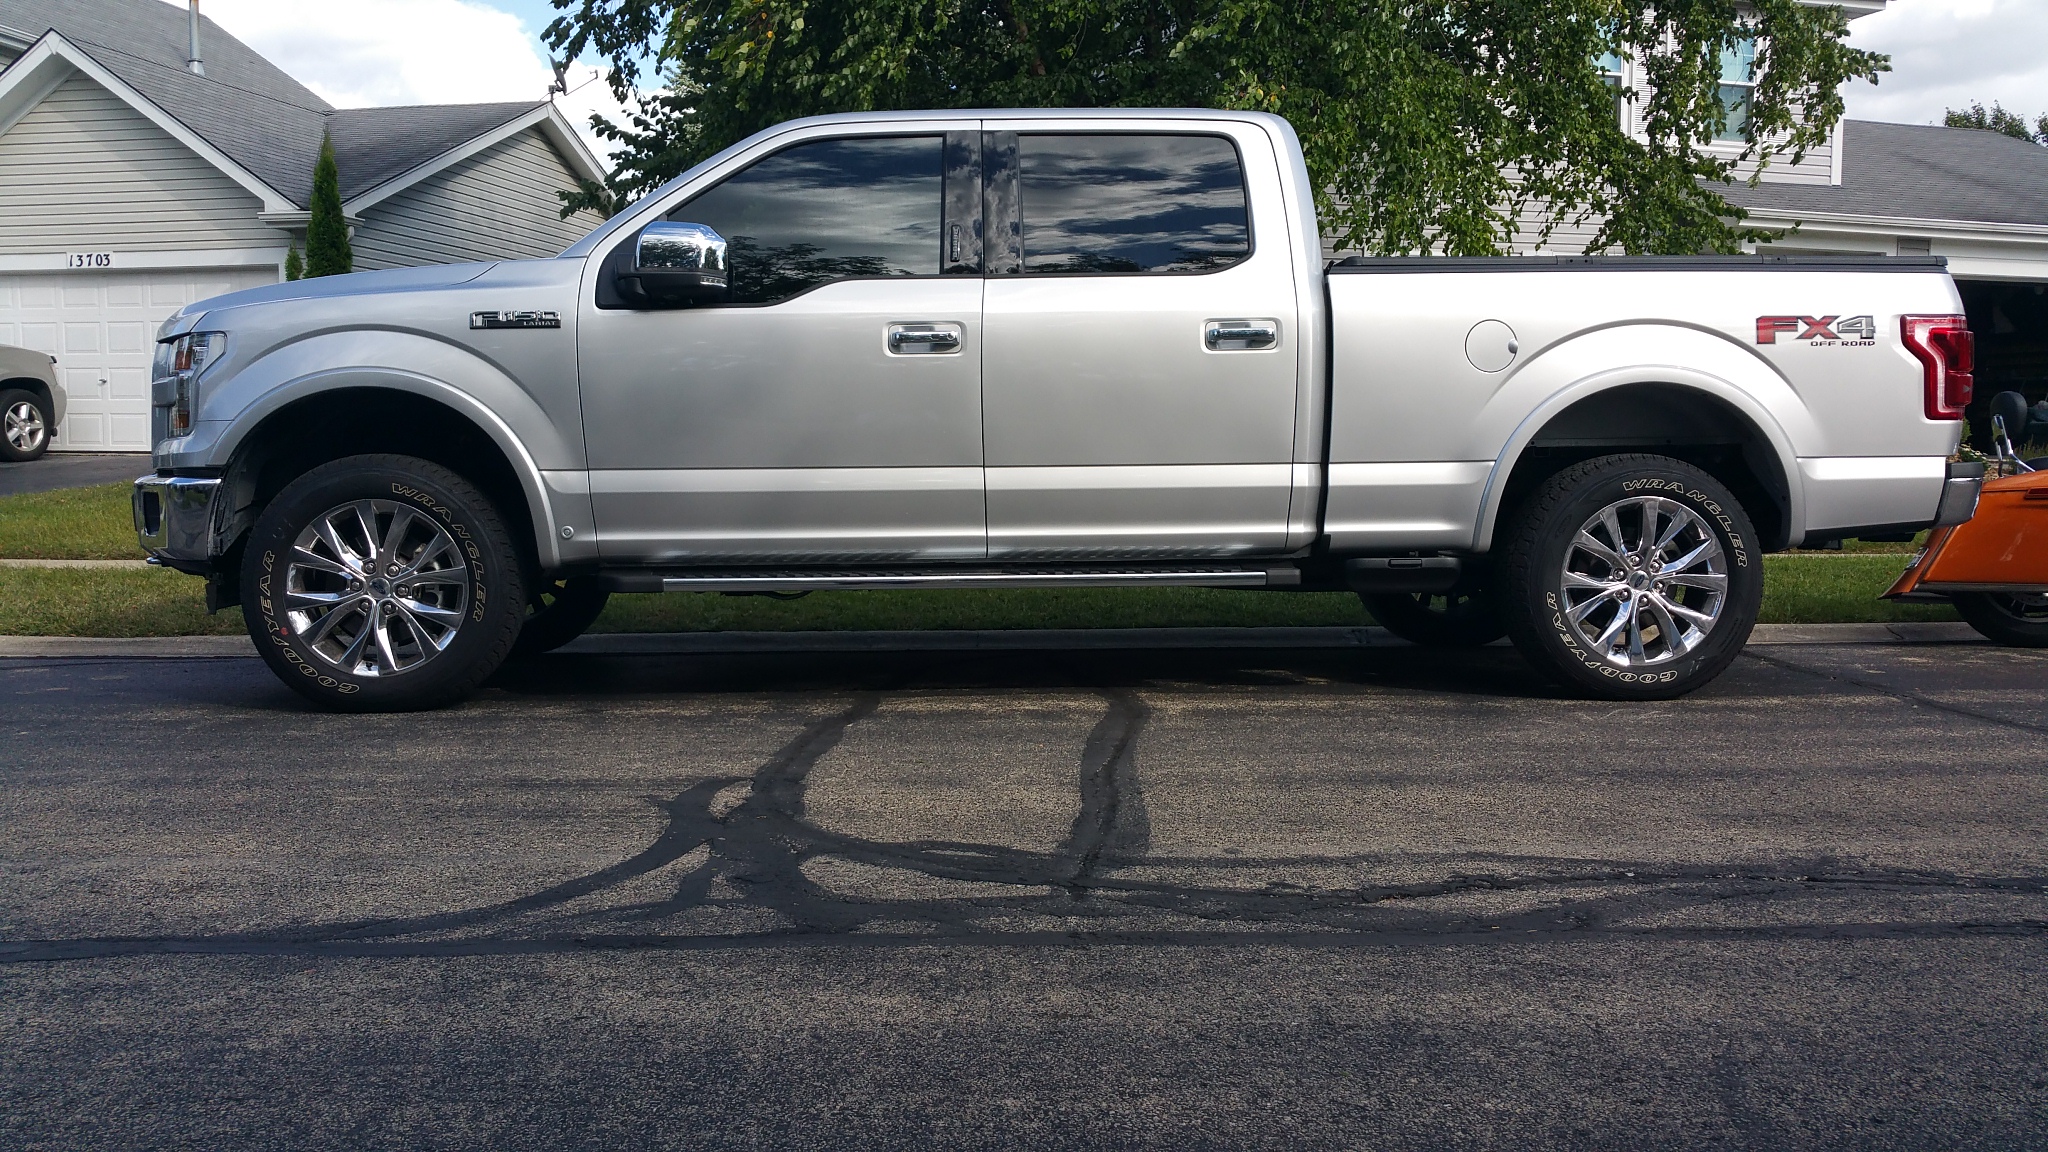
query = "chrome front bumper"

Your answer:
(133, 474), (222, 566)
